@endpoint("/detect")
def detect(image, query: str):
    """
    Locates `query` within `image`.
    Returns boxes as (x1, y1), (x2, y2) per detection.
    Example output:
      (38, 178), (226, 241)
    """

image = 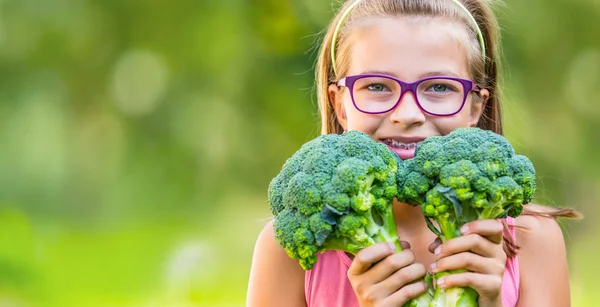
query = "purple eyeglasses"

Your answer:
(336, 74), (482, 116)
